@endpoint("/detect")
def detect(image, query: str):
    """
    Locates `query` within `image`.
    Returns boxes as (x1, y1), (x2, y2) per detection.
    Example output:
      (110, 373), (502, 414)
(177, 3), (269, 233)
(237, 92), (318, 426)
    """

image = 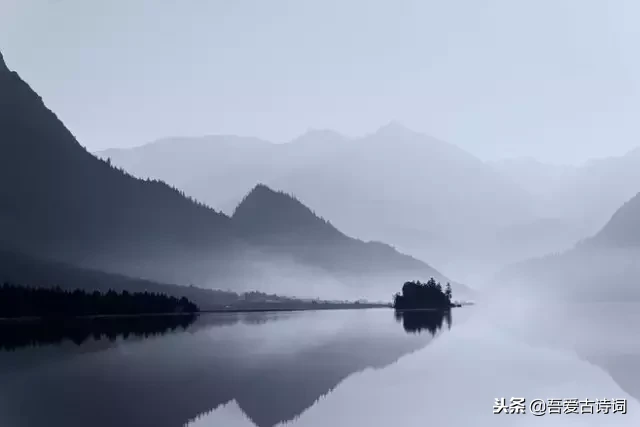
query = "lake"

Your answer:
(0, 304), (639, 427)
